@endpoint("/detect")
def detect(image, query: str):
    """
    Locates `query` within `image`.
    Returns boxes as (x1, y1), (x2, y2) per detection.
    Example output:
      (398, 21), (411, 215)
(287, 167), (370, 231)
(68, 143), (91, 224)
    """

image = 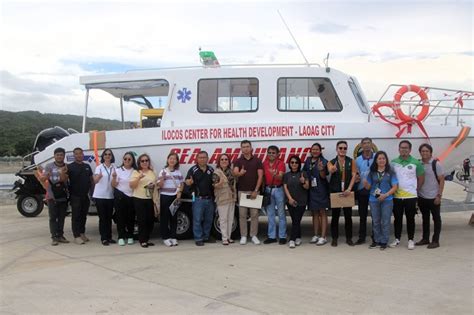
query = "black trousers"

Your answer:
(47, 199), (68, 239)
(393, 198), (417, 240)
(418, 197), (442, 242)
(134, 197), (155, 243)
(288, 205), (305, 241)
(356, 189), (370, 241)
(160, 194), (178, 240)
(70, 195), (90, 238)
(331, 207), (353, 241)
(114, 192), (135, 239)
(95, 198), (114, 241)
